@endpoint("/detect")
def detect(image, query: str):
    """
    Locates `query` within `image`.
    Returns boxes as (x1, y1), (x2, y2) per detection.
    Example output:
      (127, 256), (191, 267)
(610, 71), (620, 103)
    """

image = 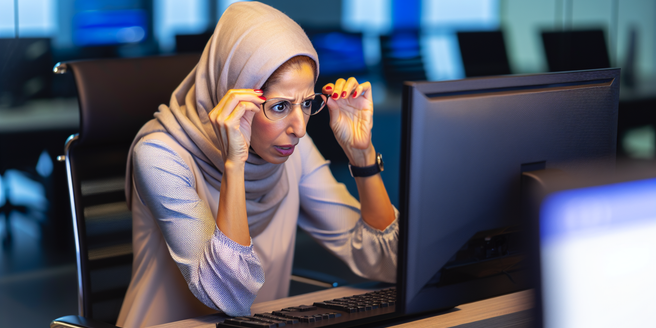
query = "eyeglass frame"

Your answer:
(260, 92), (330, 121)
